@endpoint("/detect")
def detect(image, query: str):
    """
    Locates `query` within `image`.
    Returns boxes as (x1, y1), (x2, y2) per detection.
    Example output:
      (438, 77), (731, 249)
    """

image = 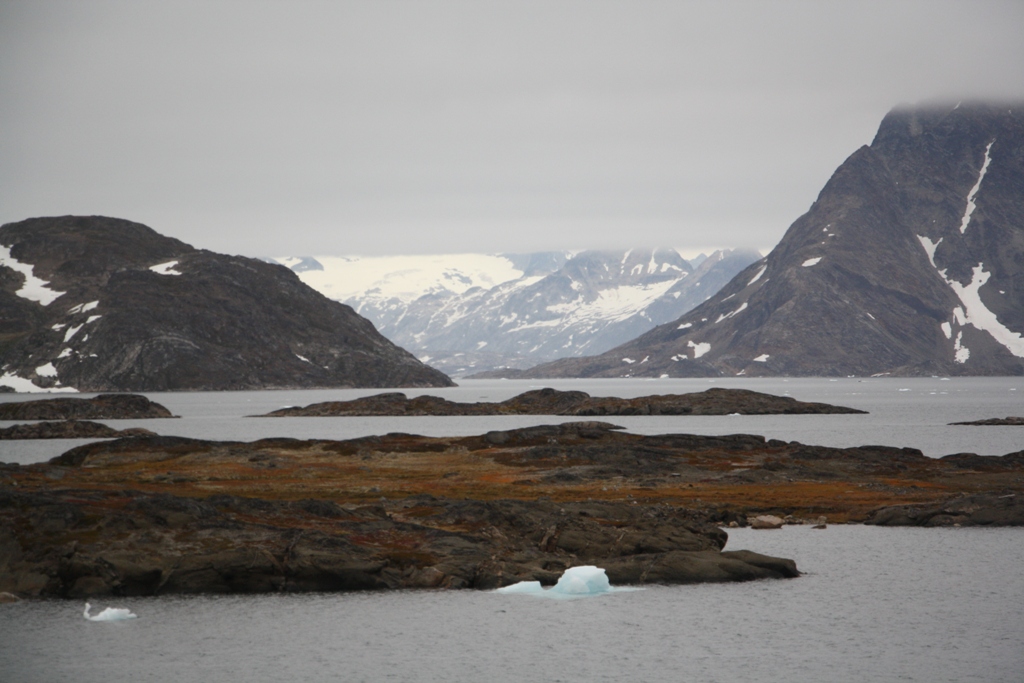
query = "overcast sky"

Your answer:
(1, 1), (1022, 258)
